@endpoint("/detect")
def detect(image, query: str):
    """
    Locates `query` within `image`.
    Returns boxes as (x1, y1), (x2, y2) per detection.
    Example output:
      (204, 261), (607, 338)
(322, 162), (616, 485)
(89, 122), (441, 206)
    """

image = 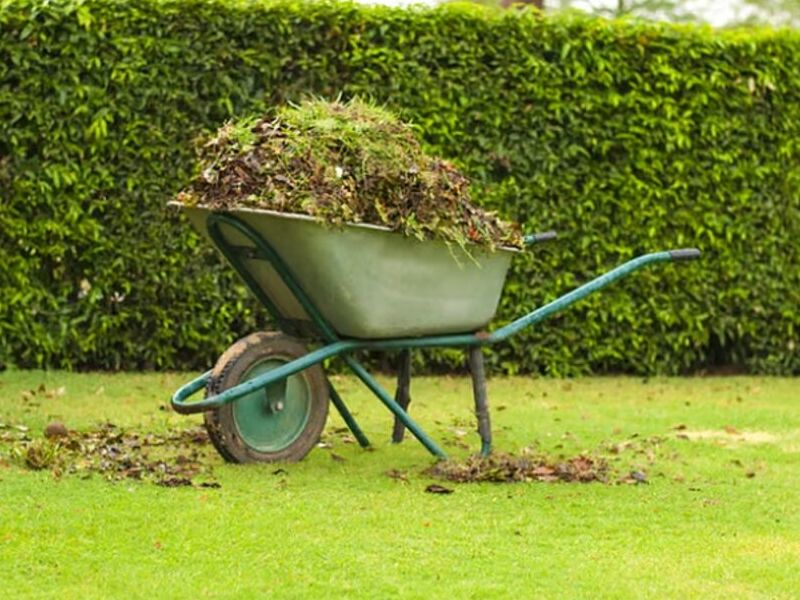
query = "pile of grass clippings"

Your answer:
(176, 99), (522, 250)
(1, 422), (219, 488)
(427, 446), (656, 486)
(428, 452), (613, 484)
